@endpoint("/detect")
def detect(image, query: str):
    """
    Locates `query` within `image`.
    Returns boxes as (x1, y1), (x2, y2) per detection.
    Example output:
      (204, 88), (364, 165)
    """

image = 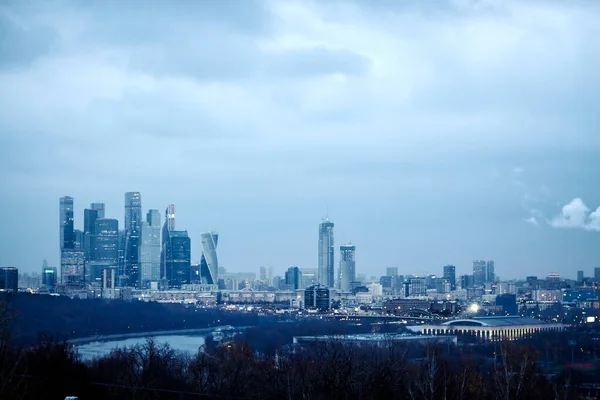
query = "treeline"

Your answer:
(0, 332), (594, 399)
(0, 293), (275, 345)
